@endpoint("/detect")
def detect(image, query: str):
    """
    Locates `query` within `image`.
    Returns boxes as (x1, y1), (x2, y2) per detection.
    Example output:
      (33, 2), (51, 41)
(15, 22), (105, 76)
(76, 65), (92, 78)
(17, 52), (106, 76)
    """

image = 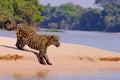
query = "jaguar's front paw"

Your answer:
(47, 61), (52, 65)
(40, 59), (46, 65)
